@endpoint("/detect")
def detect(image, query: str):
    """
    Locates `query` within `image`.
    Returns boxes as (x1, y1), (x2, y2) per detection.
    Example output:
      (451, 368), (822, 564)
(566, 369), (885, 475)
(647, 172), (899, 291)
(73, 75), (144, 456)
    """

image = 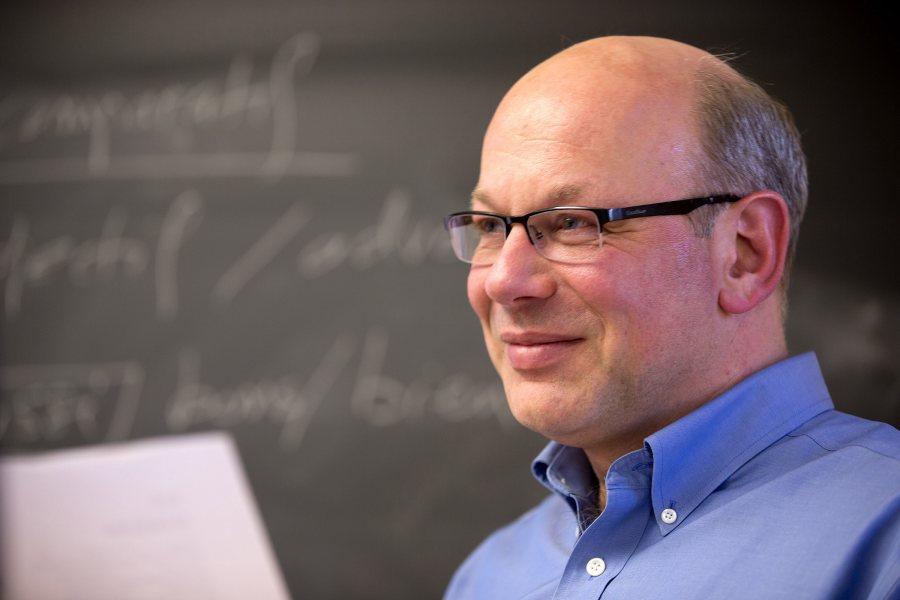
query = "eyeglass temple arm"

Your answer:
(603, 195), (741, 223)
